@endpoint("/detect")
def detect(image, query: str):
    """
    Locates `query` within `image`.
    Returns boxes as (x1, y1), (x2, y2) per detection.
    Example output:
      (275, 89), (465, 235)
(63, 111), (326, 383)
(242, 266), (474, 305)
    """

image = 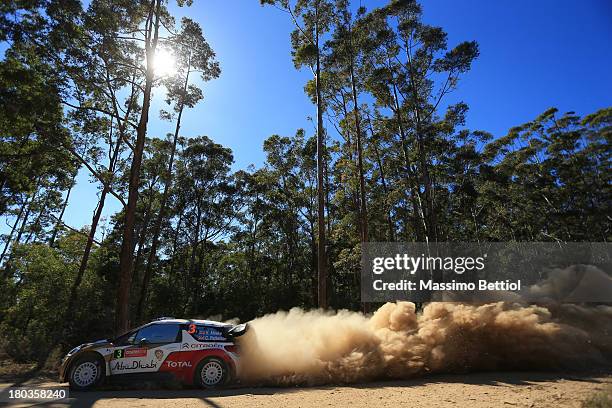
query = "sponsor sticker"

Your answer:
(196, 334), (226, 341)
(165, 360), (192, 368)
(113, 348), (147, 359)
(181, 342), (224, 350)
(193, 326), (226, 342)
(112, 360), (157, 371)
(154, 350), (164, 360)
